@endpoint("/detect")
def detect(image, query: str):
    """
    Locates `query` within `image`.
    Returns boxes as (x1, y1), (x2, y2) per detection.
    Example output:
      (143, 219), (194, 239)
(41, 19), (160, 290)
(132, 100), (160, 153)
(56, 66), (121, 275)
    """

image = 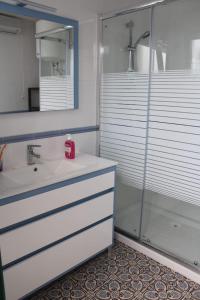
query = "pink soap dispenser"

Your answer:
(65, 134), (75, 159)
